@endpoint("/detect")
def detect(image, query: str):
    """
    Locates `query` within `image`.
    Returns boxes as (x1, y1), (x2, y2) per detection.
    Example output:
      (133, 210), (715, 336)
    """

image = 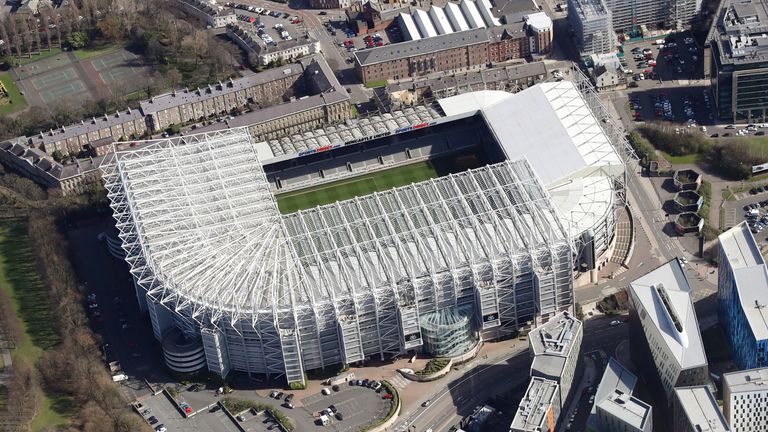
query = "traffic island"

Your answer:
(674, 212), (704, 235)
(673, 169), (702, 191)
